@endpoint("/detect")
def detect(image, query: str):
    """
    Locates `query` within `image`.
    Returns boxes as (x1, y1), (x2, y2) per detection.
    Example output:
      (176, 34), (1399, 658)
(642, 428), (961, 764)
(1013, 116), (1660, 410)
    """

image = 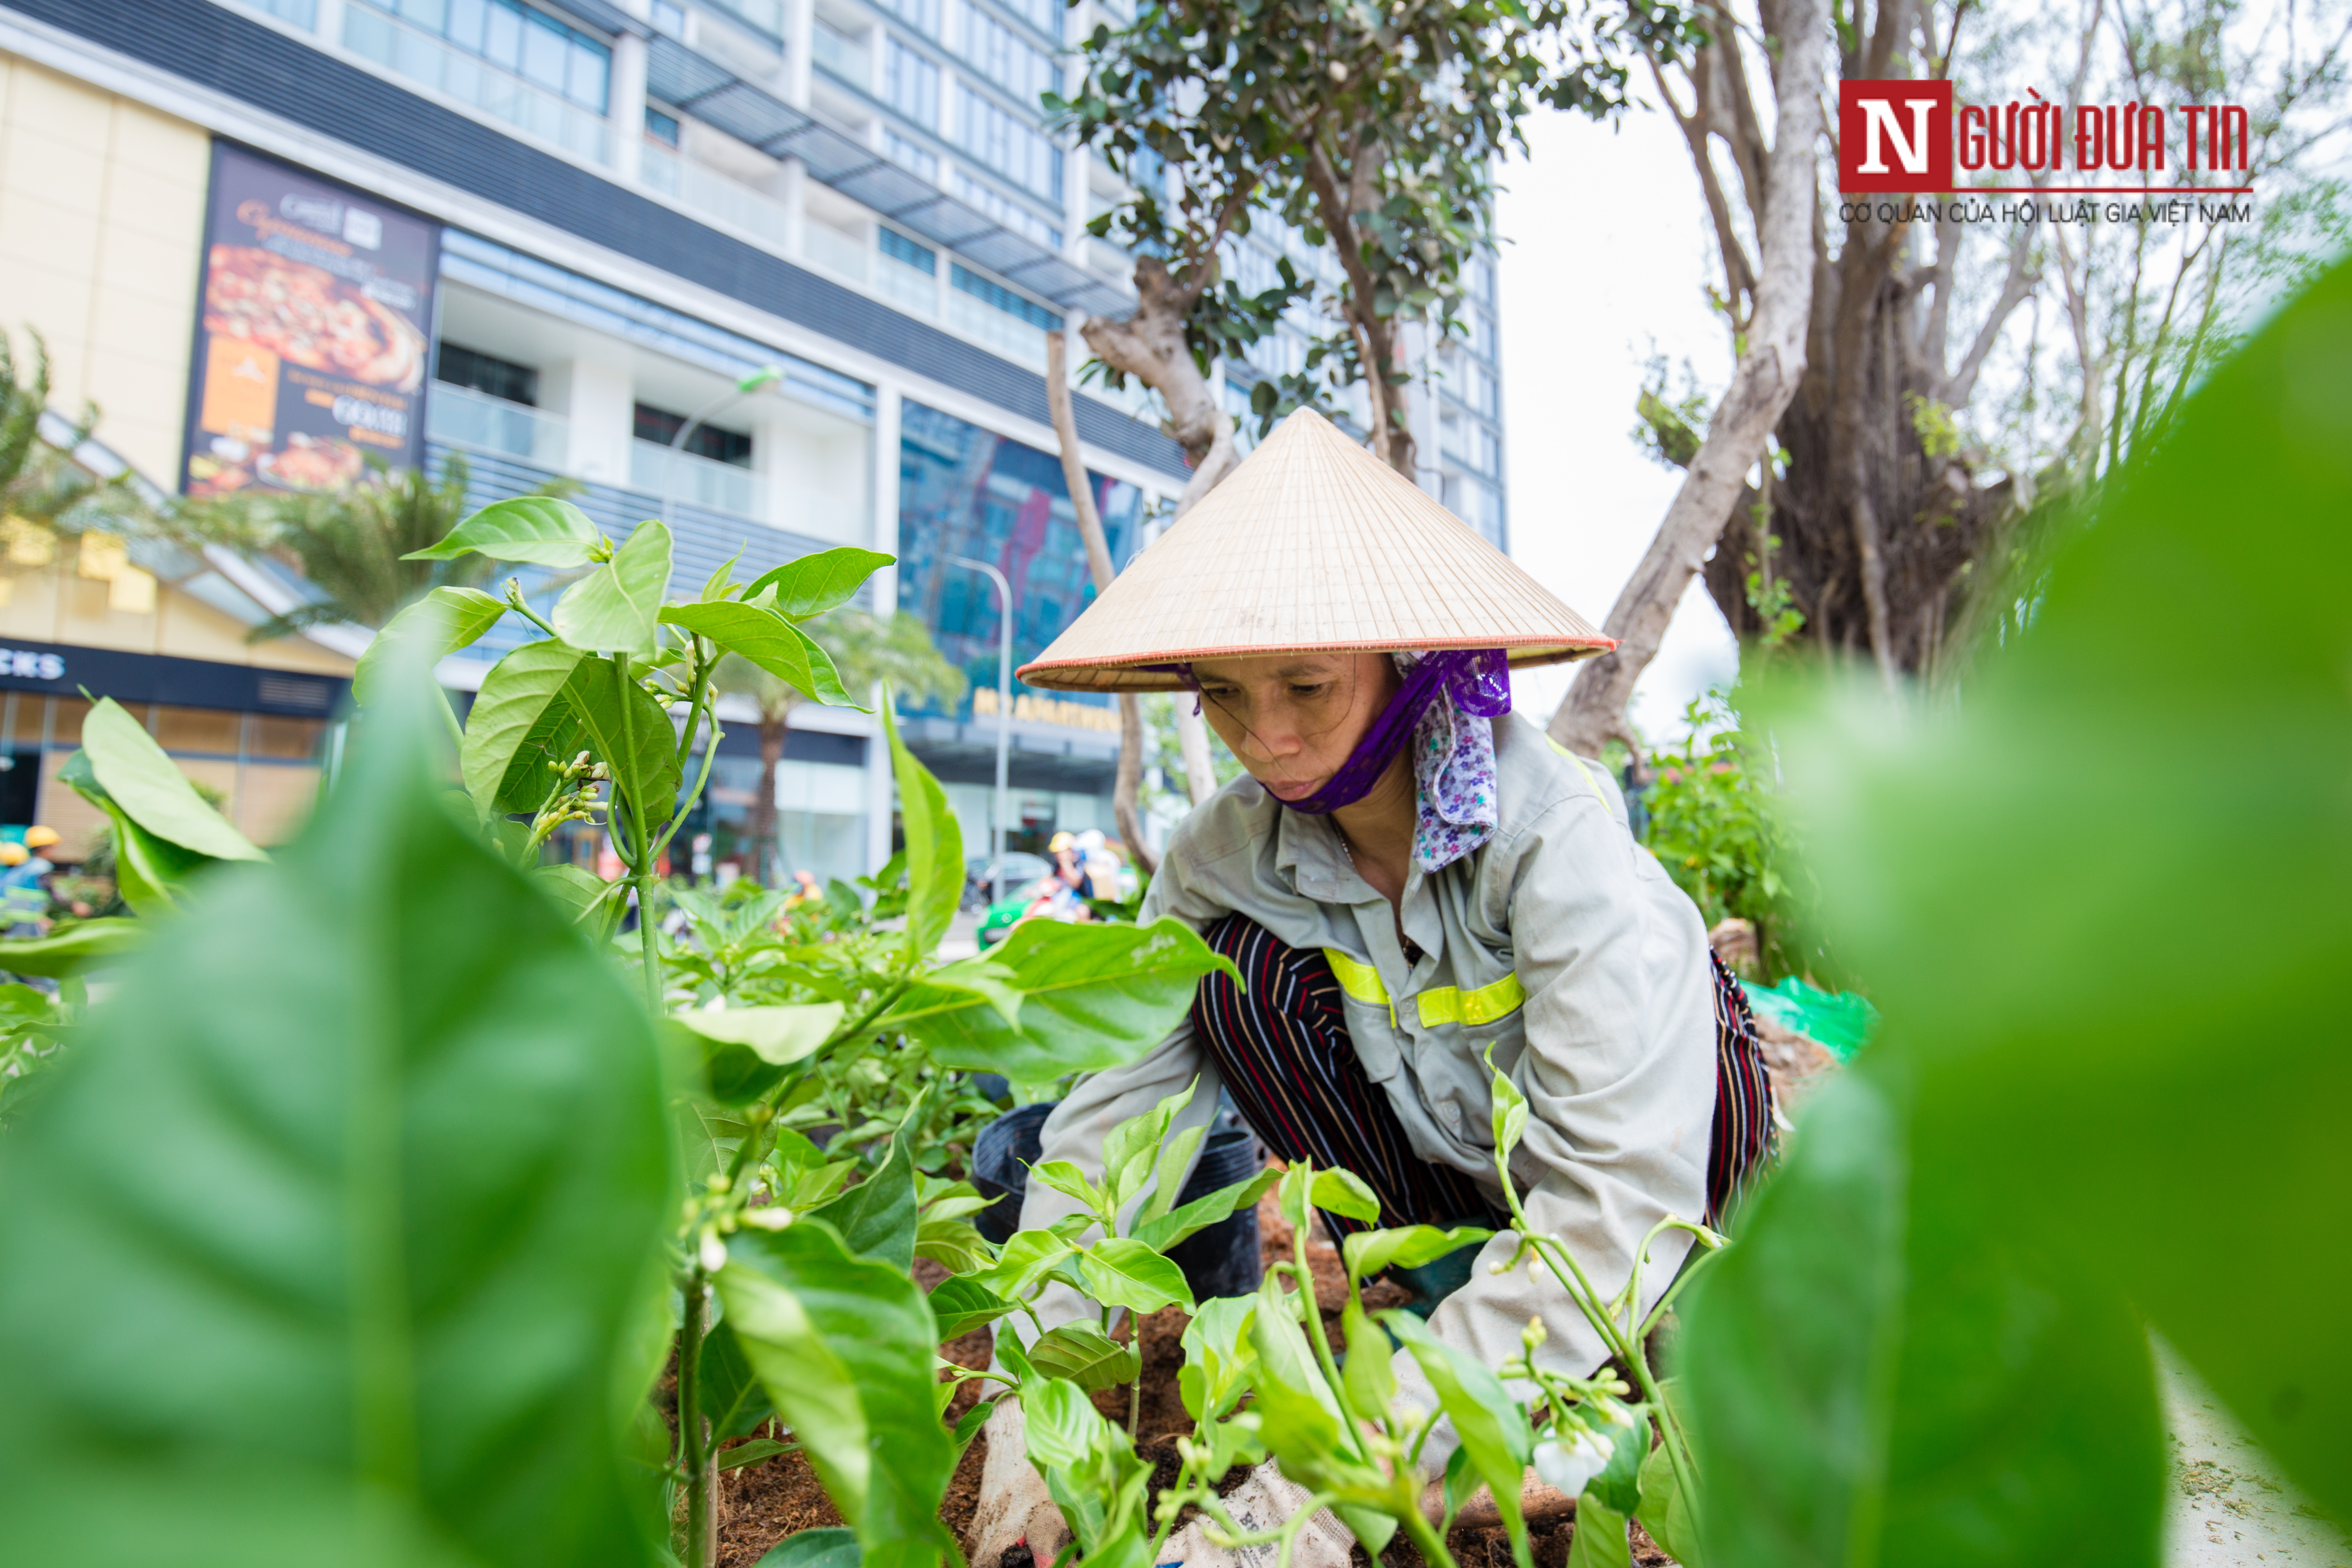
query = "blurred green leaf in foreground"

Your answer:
(0, 666), (673, 1568)
(1684, 259), (2352, 1563)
